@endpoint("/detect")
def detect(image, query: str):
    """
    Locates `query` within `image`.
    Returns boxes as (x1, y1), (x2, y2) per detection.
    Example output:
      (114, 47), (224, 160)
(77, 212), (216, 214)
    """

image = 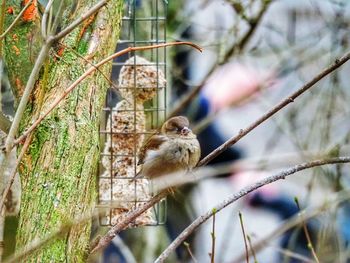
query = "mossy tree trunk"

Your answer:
(3, 0), (123, 261)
